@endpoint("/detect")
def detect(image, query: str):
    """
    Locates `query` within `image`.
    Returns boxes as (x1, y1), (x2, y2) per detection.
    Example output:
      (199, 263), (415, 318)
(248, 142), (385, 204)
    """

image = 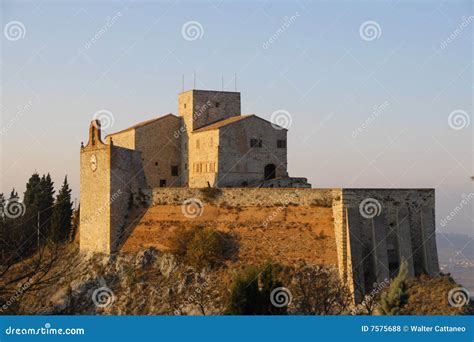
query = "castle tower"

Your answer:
(178, 90), (241, 185)
(80, 120), (147, 254)
(178, 89), (241, 132)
